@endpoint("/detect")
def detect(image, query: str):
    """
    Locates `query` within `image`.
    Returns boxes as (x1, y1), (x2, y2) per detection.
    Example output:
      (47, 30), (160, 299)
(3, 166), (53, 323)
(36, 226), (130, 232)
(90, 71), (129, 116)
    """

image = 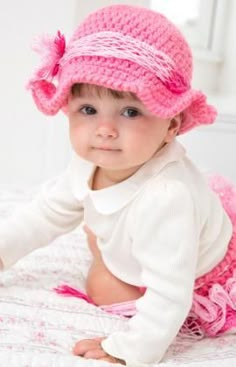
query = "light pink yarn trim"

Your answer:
(61, 31), (188, 93)
(100, 301), (137, 317)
